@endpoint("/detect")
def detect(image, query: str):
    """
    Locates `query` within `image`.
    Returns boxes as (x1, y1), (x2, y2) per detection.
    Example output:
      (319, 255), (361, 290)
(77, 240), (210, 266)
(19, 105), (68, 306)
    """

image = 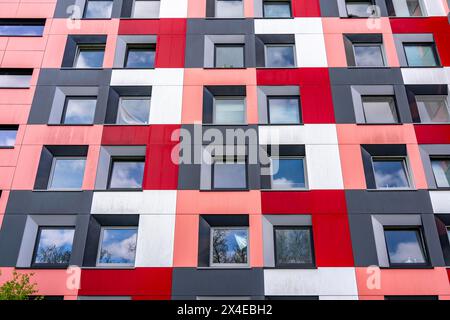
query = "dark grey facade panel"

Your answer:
(171, 268), (264, 299)
(345, 190), (434, 214)
(5, 190), (94, 215)
(435, 215), (450, 266)
(328, 68), (404, 86)
(406, 85), (448, 123)
(35, 69), (112, 87)
(347, 213), (379, 266)
(419, 144), (450, 189)
(0, 215), (27, 266)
